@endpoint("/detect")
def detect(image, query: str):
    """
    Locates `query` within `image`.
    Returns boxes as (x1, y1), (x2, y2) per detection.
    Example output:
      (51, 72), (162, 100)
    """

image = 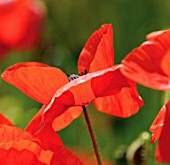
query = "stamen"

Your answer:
(68, 74), (79, 82)
(80, 68), (87, 76)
